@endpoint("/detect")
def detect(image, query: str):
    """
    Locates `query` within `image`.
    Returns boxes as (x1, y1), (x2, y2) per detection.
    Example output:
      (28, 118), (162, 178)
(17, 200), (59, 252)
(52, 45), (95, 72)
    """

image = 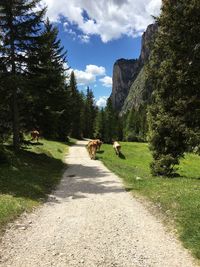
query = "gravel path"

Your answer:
(0, 140), (198, 267)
